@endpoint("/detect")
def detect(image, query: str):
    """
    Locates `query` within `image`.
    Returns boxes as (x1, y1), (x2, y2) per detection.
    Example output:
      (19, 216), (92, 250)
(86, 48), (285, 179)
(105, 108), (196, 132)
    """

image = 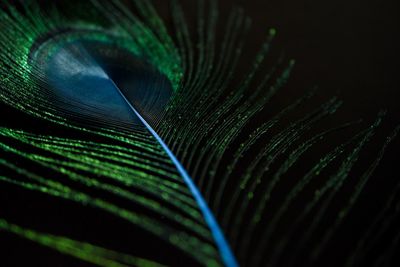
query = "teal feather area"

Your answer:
(0, 1), (399, 267)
